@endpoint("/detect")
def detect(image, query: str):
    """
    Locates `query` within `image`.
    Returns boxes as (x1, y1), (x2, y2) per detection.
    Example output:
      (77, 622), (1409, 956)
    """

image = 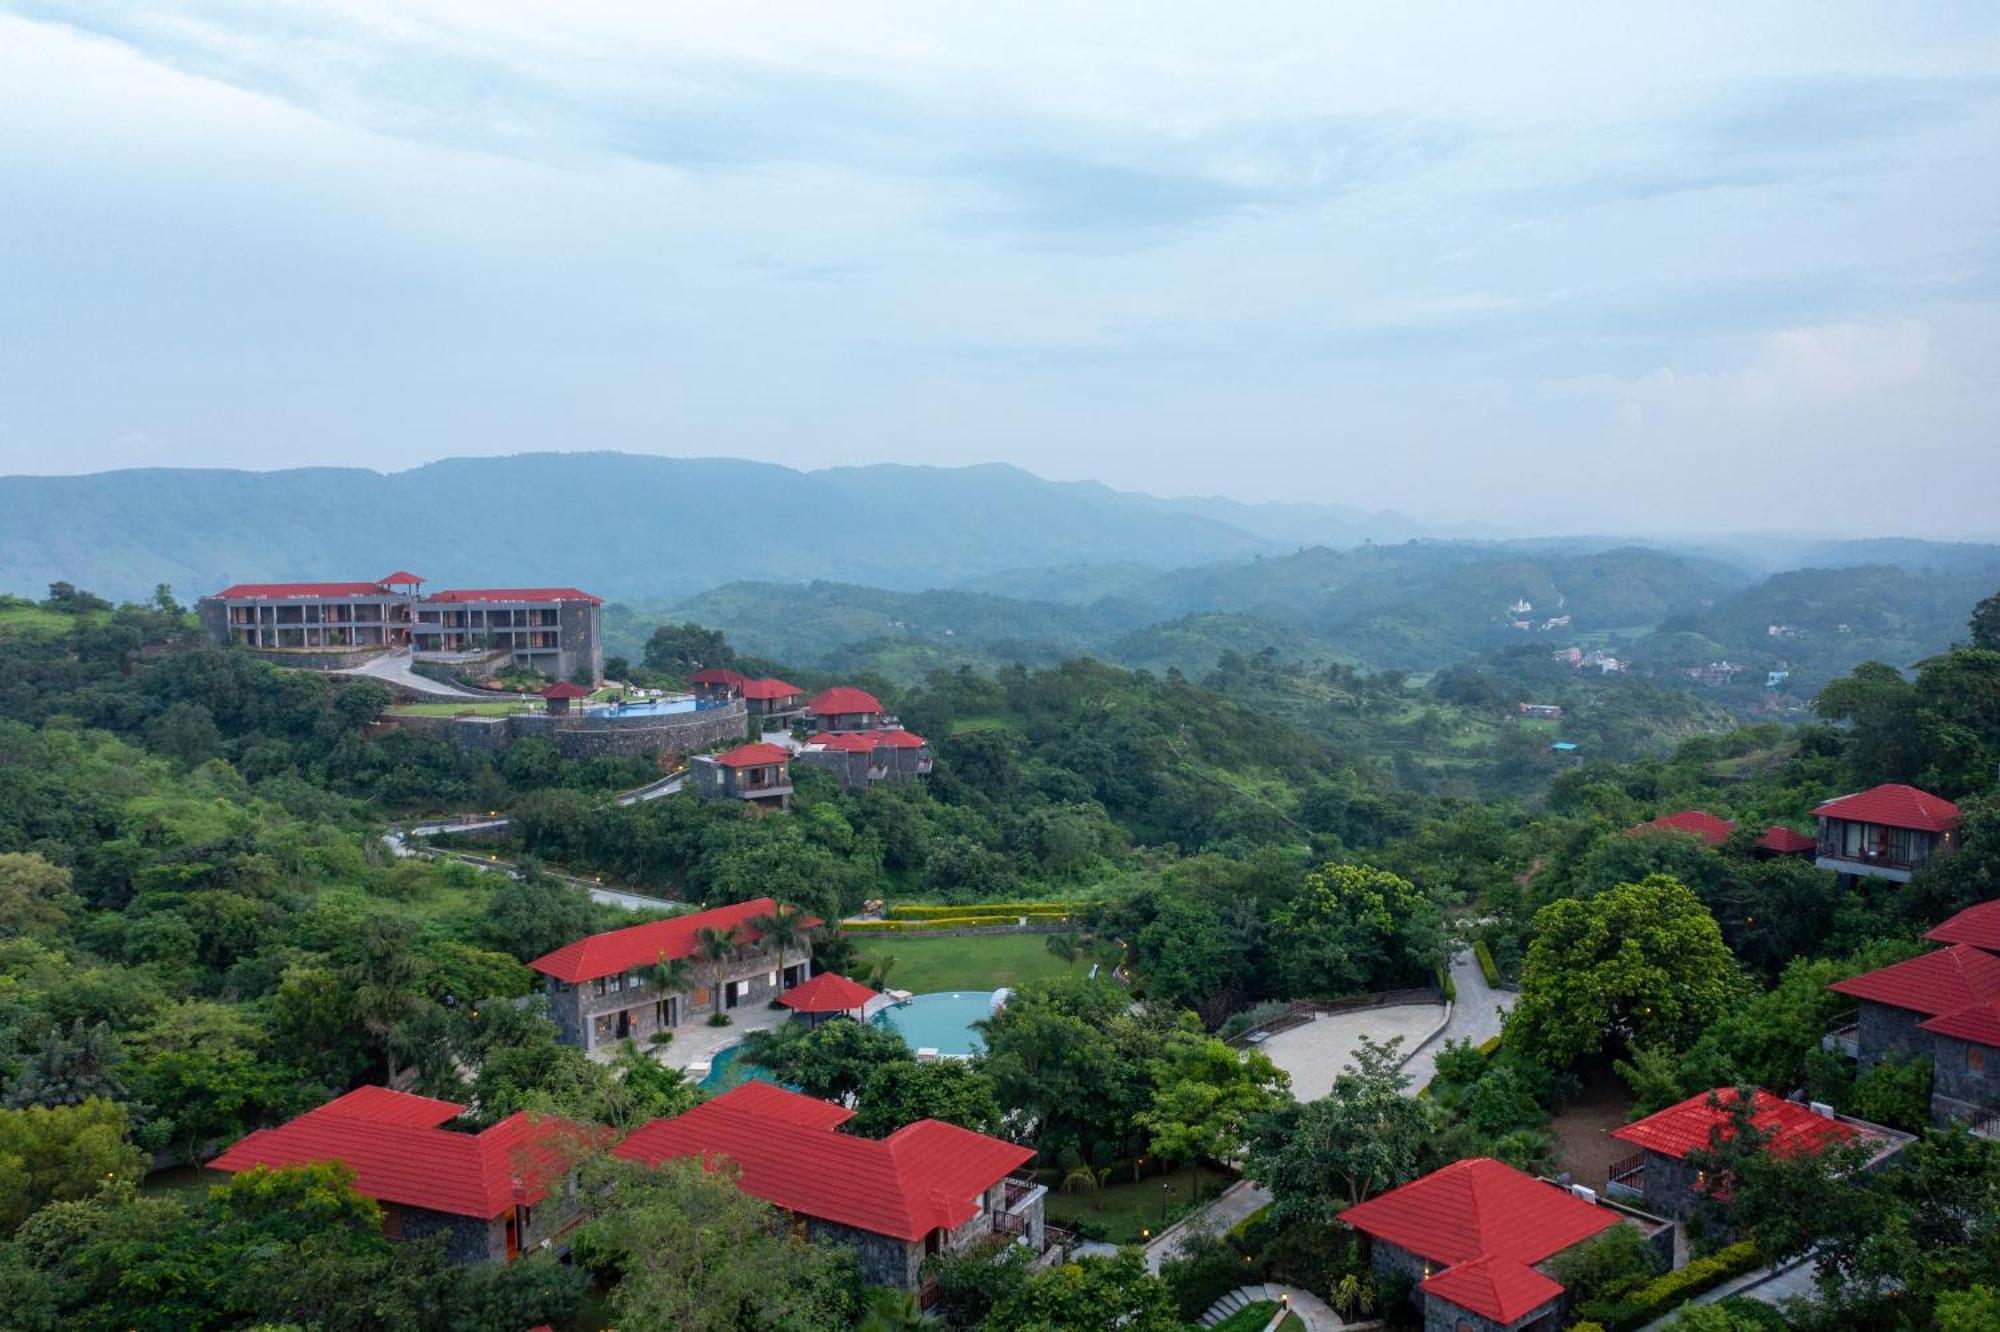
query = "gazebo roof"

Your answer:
(541, 682), (591, 700)
(776, 972), (879, 1014)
